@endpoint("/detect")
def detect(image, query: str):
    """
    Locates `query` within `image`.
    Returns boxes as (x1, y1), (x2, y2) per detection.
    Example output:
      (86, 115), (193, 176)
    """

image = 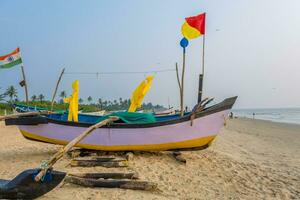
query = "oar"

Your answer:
(34, 116), (119, 182)
(0, 110), (52, 121)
